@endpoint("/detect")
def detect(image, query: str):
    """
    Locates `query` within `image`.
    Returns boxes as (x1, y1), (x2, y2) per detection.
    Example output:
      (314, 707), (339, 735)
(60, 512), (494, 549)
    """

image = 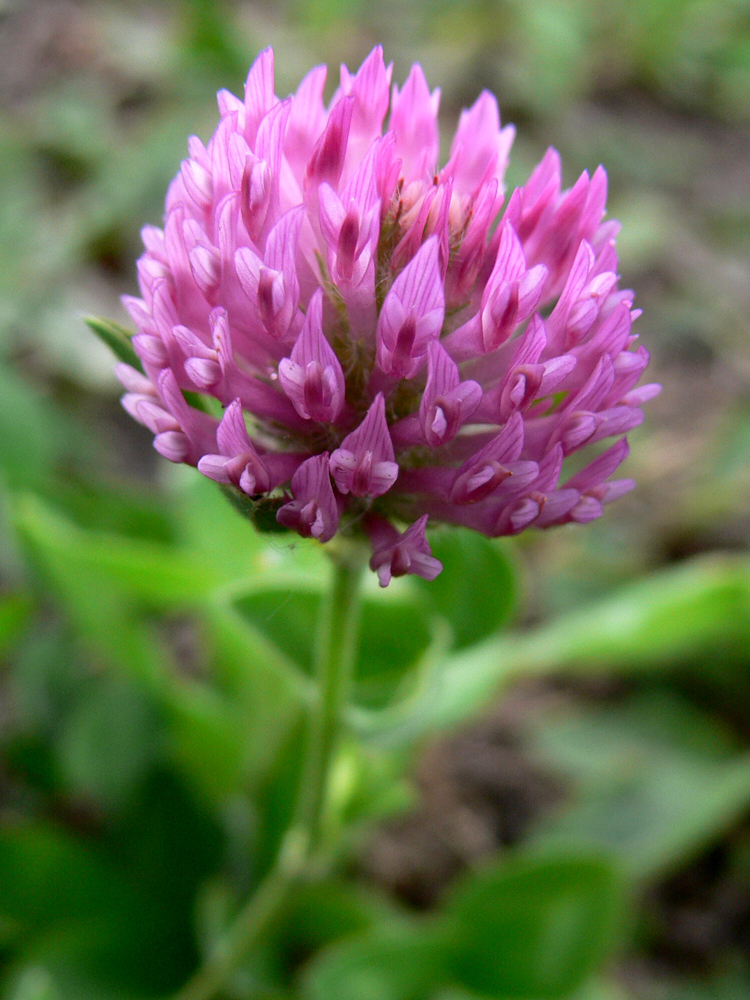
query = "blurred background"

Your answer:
(1, 1), (750, 998)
